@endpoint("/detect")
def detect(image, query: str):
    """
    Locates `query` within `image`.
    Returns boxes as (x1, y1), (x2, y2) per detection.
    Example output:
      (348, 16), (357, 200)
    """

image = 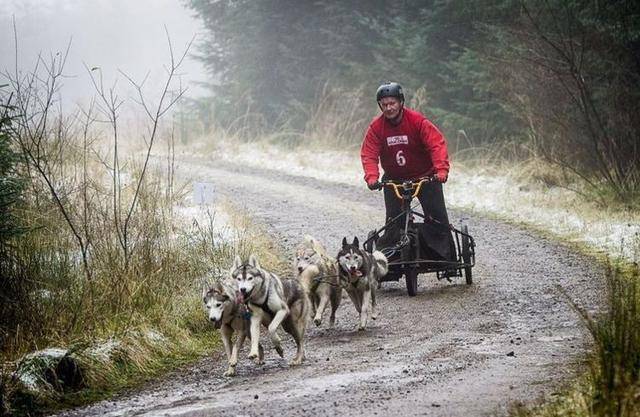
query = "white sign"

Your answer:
(193, 182), (215, 205)
(386, 135), (408, 146)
